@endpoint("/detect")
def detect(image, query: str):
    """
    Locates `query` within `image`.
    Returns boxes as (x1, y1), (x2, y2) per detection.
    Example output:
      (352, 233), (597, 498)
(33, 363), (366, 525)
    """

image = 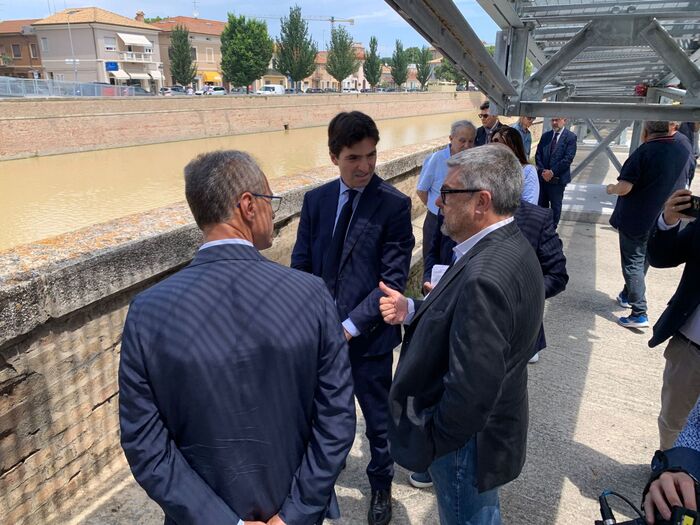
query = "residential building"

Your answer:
(0, 19), (44, 79)
(150, 16), (225, 89)
(304, 43), (366, 92)
(32, 7), (163, 91)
